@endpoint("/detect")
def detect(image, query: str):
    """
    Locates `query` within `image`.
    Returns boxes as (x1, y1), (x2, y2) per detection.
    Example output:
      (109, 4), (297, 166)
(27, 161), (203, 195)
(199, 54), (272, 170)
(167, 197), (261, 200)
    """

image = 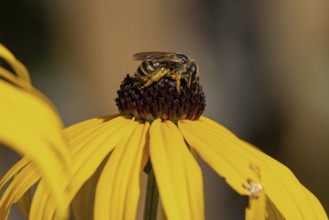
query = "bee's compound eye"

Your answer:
(189, 63), (197, 73)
